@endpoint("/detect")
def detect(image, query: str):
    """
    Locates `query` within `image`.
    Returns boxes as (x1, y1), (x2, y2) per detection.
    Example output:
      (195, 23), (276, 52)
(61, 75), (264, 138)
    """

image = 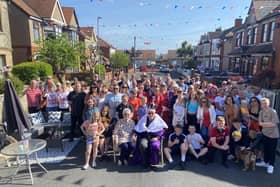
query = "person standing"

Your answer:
(68, 82), (86, 141)
(256, 98), (279, 174)
(23, 80), (42, 113)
